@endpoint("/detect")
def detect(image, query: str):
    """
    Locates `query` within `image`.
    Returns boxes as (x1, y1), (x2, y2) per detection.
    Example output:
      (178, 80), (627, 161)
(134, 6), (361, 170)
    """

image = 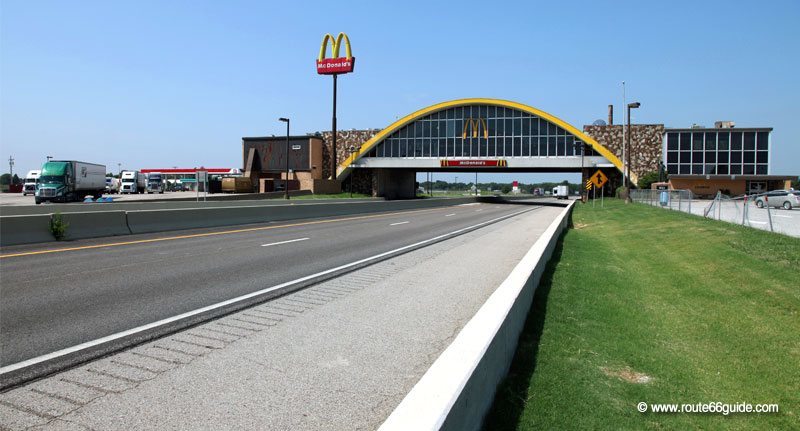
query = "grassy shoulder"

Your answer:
(484, 199), (799, 430)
